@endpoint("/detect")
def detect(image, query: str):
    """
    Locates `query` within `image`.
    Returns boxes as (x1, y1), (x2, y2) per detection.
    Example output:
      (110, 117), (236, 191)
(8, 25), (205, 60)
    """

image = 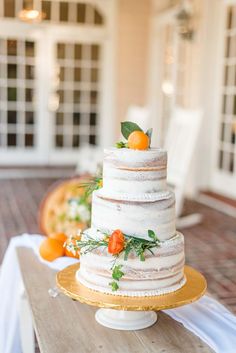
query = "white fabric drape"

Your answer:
(0, 234), (236, 353)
